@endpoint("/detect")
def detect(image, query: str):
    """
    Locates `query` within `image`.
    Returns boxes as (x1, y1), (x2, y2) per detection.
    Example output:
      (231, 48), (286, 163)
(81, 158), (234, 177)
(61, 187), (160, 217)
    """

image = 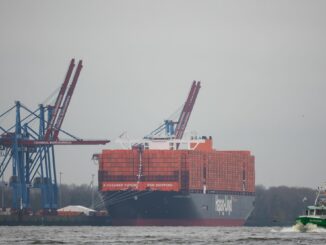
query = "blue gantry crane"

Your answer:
(0, 59), (109, 214)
